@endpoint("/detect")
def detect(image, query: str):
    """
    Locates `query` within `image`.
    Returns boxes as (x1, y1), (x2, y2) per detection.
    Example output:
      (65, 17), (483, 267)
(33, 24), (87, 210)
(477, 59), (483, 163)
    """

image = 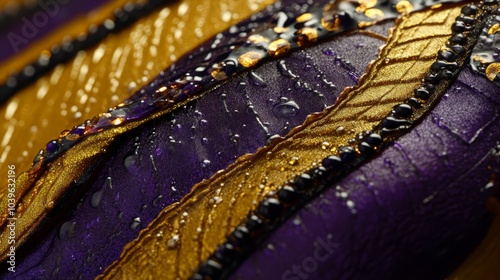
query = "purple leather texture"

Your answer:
(3, 2), (392, 279)
(2, 0), (498, 279)
(230, 67), (500, 280)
